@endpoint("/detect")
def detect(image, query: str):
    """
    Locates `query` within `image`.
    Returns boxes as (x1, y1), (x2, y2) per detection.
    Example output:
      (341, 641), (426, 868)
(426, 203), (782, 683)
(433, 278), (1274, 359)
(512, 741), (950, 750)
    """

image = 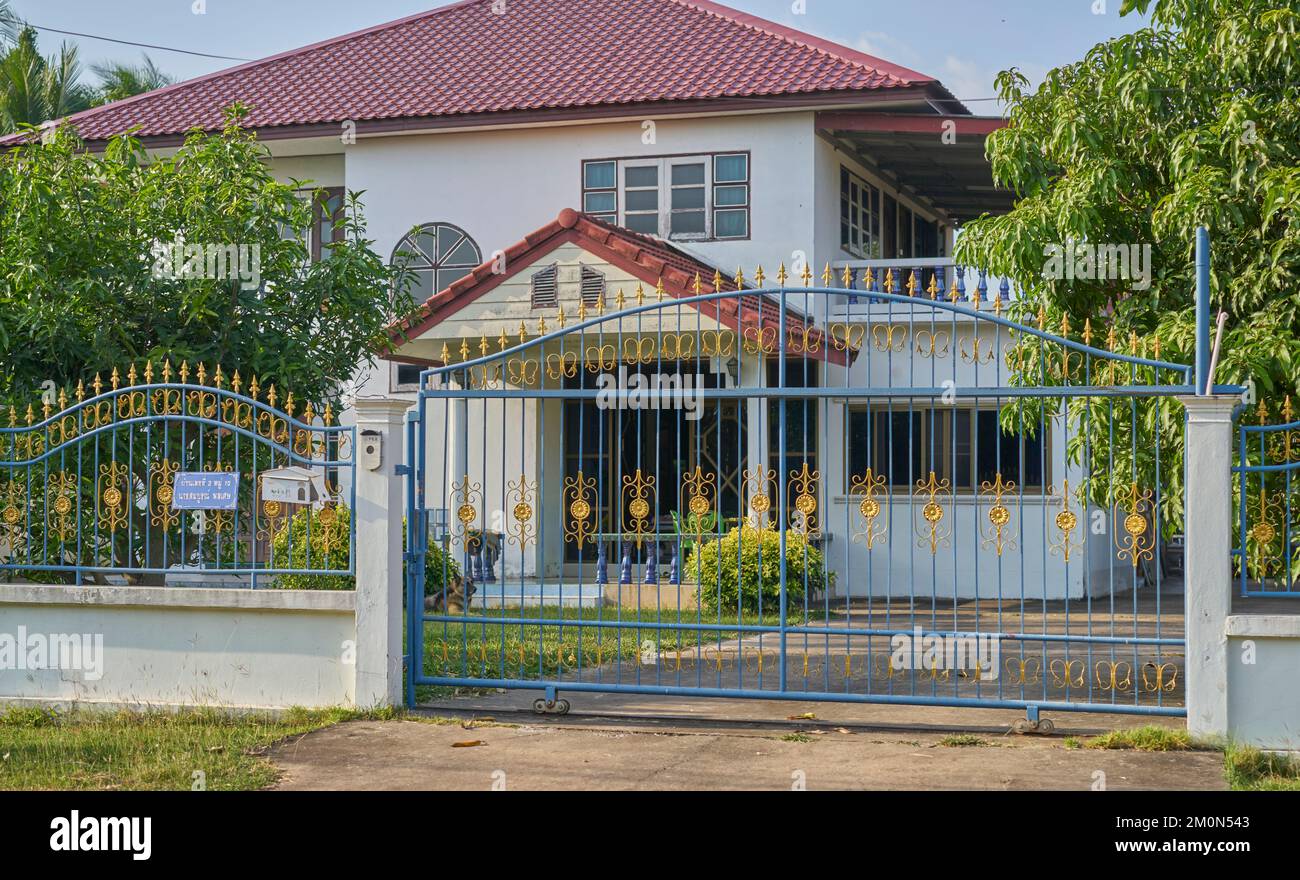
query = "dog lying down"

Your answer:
(425, 573), (476, 614)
